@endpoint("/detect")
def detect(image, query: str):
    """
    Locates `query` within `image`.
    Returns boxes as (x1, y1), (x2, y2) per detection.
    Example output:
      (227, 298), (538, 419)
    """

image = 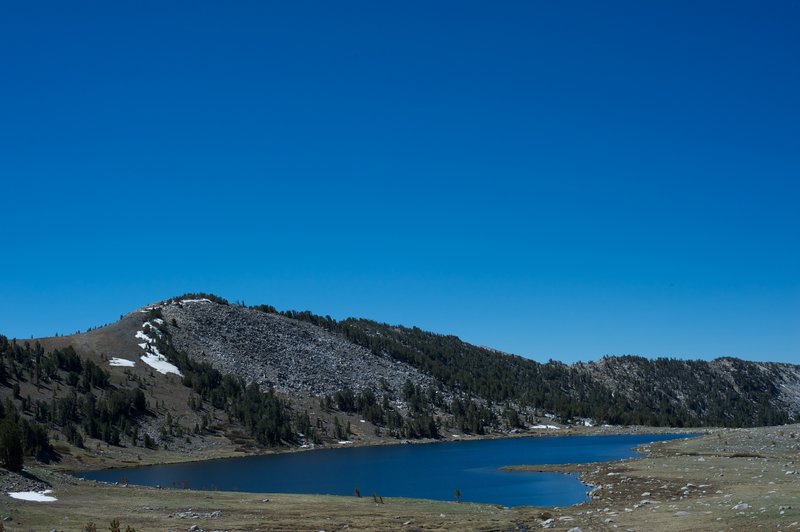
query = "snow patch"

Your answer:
(142, 322), (163, 337)
(109, 358), (135, 367)
(8, 490), (57, 502)
(135, 330), (154, 343)
(134, 330), (182, 376)
(531, 424), (560, 430)
(178, 298), (211, 304)
(140, 352), (182, 376)
(337, 440), (353, 444)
